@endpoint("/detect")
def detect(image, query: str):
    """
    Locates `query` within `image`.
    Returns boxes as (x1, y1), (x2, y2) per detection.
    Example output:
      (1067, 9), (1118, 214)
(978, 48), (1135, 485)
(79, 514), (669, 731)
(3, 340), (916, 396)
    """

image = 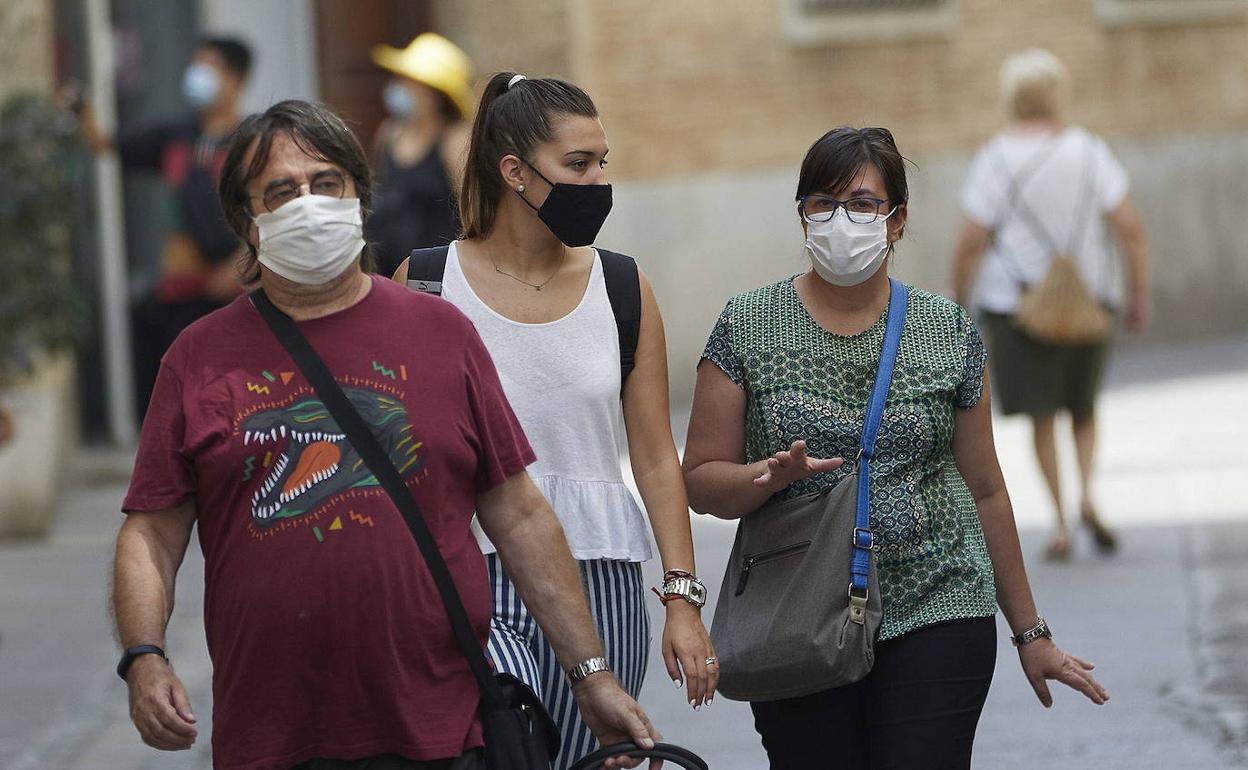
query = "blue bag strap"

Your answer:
(849, 278), (908, 603)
